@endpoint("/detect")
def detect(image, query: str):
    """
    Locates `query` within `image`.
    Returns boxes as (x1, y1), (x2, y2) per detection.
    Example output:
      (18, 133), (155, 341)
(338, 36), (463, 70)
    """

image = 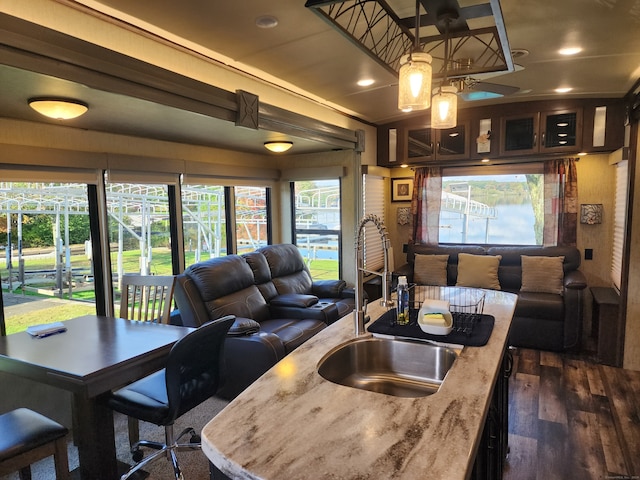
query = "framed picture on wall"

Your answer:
(391, 177), (413, 202)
